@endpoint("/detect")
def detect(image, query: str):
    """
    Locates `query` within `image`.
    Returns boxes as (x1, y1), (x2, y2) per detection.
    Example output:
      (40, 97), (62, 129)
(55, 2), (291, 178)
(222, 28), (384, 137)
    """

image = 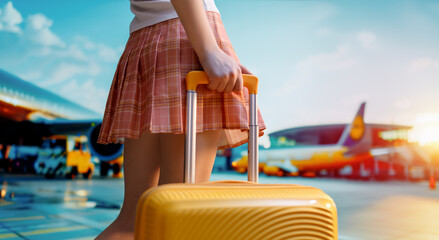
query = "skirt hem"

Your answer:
(97, 126), (266, 150)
